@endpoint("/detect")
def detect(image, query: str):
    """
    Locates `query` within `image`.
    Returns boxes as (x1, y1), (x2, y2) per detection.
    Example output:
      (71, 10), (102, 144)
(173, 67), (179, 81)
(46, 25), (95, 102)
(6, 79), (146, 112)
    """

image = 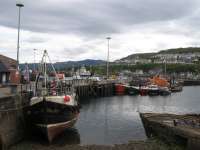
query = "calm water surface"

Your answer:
(21, 86), (200, 147)
(74, 86), (200, 145)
